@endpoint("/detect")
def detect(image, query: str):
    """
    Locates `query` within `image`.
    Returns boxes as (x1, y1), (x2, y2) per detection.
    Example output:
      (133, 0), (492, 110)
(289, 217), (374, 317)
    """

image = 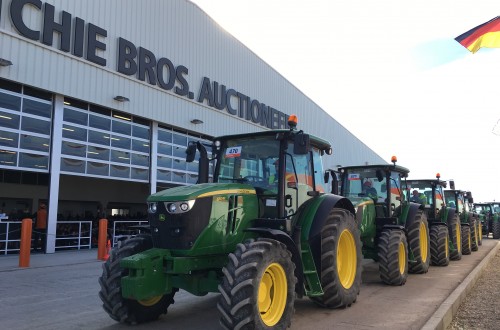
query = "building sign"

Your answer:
(7, 0), (289, 129)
